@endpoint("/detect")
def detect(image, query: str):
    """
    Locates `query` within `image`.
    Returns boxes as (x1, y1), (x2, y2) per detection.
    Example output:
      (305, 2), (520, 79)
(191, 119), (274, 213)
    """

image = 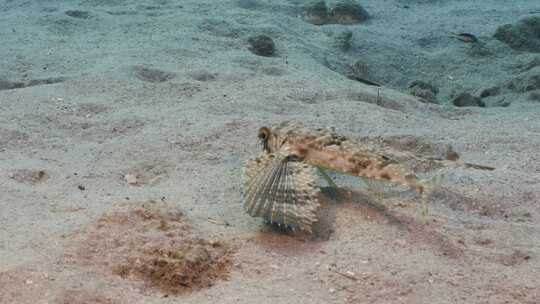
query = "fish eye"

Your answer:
(258, 127), (270, 140)
(286, 154), (302, 162)
(258, 127), (271, 152)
